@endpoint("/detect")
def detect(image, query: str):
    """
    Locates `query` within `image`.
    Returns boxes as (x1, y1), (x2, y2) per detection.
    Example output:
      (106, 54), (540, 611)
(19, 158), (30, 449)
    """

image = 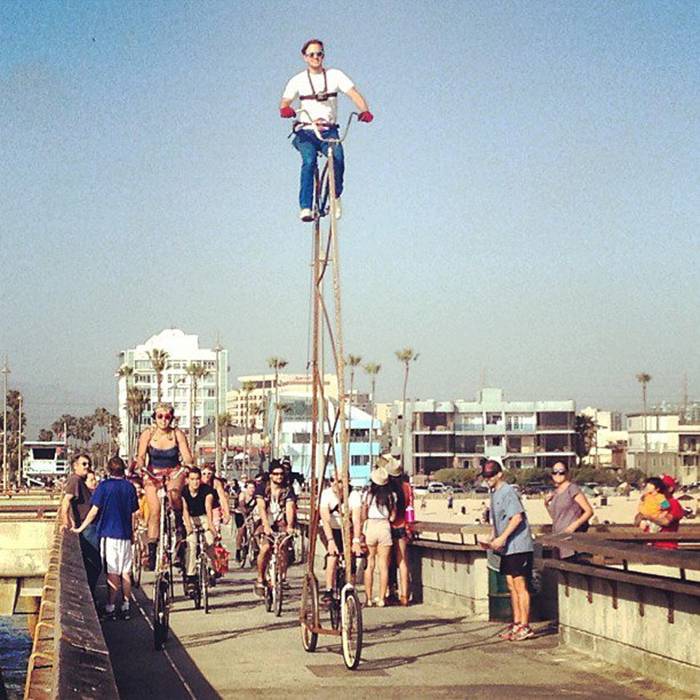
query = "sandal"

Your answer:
(254, 580), (266, 597)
